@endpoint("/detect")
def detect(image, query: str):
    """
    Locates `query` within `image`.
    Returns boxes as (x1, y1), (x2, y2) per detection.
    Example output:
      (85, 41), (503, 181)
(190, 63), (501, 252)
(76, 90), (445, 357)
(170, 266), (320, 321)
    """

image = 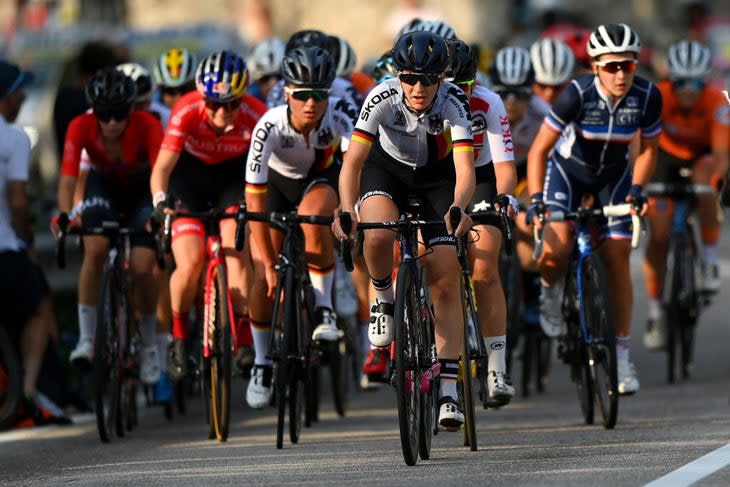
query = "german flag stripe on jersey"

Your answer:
(351, 128), (375, 147)
(452, 139), (474, 153)
(312, 139), (340, 173)
(245, 182), (267, 194)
